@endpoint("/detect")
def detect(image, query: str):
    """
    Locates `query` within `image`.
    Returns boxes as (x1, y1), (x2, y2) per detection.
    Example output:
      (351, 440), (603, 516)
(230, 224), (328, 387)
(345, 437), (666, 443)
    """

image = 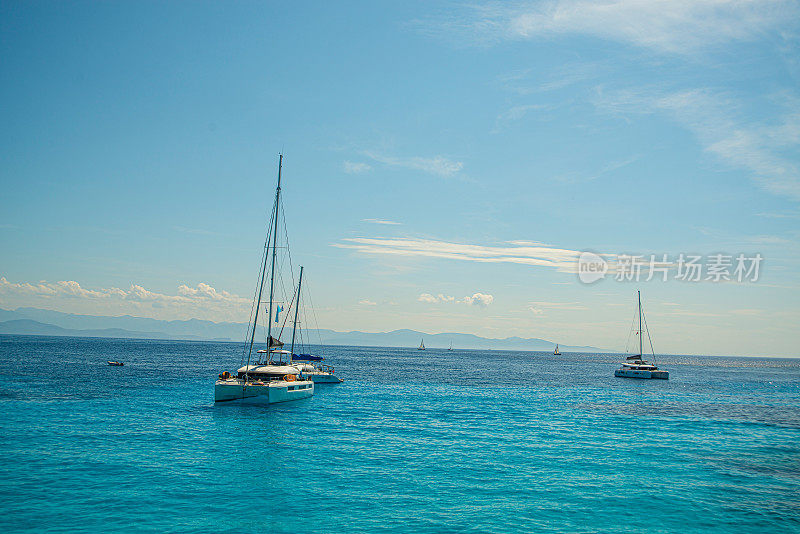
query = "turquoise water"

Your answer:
(1, 335), (799, 533)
